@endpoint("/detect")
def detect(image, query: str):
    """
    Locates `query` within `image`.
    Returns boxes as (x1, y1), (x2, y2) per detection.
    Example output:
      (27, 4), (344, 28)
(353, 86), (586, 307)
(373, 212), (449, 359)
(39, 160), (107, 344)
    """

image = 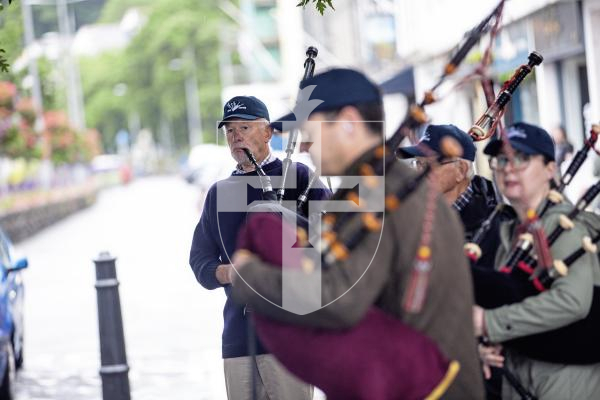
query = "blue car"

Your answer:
(0, 228), (27, 399)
